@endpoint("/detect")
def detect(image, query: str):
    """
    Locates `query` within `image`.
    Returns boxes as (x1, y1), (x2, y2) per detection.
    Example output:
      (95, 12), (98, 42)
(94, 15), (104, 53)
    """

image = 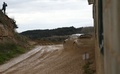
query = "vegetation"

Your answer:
(0, 43), (26, 65)
(0, 10), (31, 65)
(10, 18), (18, 28)
(82, 61), (96, 74)
(20, 26), (94, 40)
(20, 26), (94, 44)
(0, 33), (31, 65)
